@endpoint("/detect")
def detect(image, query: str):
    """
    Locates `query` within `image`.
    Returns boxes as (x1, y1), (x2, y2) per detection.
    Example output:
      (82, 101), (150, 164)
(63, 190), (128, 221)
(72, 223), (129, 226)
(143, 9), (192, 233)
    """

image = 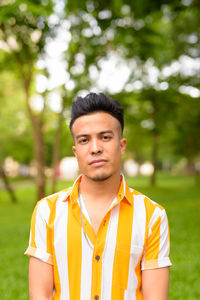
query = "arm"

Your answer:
(142, 267), (170, 300)
(29, 256), (54, 300)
